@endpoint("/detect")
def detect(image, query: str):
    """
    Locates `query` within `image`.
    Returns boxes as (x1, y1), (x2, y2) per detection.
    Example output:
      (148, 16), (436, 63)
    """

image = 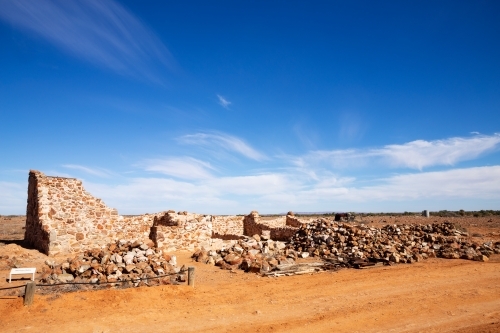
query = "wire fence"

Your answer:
(0, 284), (26, 291)
(1, 271), (184, 291)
